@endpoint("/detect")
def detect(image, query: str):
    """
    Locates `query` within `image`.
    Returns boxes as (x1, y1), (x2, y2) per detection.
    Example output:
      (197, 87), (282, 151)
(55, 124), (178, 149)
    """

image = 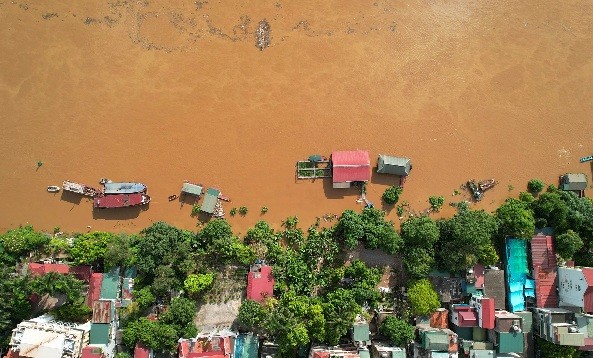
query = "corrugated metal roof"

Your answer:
(562, 174), (588, 191)
(506, 238), (529, 312)
(182, 183), (203, 196)
(87, 273), (103, 307)
(497, 332), (524, 353)
(89, 323), (110, 345)
(246, 265), (274, 302)
(474, 263), (485, 289)
(332, 151), (371, 183)
(483, 270), (506, 310)
(82, 345), (104, 358)
(200, 188), (220, 214)
(100, 267), (120, 300)
(103, 182), (146, 194)
(92, 300), (113, 323)
(377, 155), (411, 176)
